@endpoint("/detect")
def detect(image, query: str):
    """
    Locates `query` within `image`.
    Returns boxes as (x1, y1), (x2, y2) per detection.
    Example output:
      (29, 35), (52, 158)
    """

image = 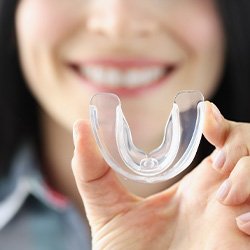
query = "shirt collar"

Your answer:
(0, 143), (70, 231)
